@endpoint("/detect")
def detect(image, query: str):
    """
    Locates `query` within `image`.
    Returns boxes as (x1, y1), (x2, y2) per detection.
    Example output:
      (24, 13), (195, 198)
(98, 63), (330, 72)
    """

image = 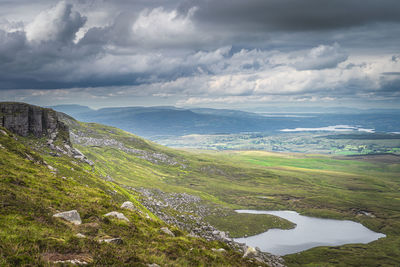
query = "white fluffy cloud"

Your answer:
(291, 43), (348, 70)
(0, 0), (399, 108)
(132, 7), (199, 47)
(25, 1), (86, 43)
